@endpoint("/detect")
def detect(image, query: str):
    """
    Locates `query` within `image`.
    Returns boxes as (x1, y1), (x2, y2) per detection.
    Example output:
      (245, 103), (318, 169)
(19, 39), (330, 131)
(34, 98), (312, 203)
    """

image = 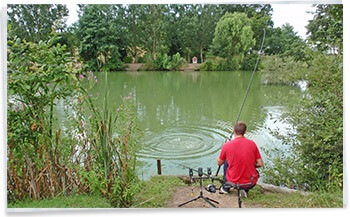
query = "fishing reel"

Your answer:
(204, 167), (218, 193)
(205, 183), (217, 193)
(188, 166), (221, 194)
